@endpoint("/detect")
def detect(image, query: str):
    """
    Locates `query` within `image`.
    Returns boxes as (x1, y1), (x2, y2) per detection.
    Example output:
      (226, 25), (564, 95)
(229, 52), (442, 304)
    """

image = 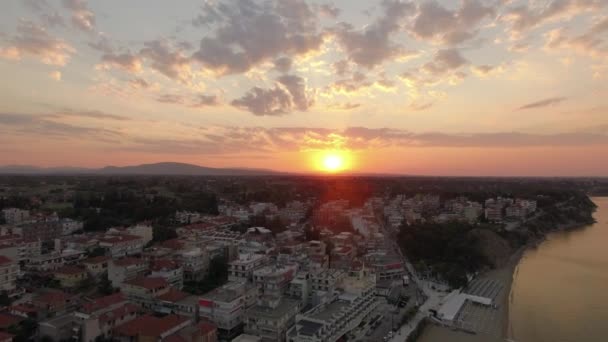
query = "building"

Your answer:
(60, 218), (84, 236)
(288, 266), (379, 342)
(155, 288), (199, 318)
(108, 257), (148, 287)
(55, 265), (87, 288)
(39, 313), (80, 342)
(82, 256), (110, 277)
(198, 282), (257, 340)
(98, 234), (144, 258)
(253, 264), (298, 298)
(75, 293), (139, 342)
(121, 277), (170, 309)
(244, 297), (301, 342)
(1, 208), (30, 225)
(177, 247), (209, 282)
(14, 221), (61, 242)
(27, 248), (86, 271)
(228, 253), (268, 282)
(112, 314), (192, 342)
(0, 256), (18, 294)
(150, 259), (184, 290)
